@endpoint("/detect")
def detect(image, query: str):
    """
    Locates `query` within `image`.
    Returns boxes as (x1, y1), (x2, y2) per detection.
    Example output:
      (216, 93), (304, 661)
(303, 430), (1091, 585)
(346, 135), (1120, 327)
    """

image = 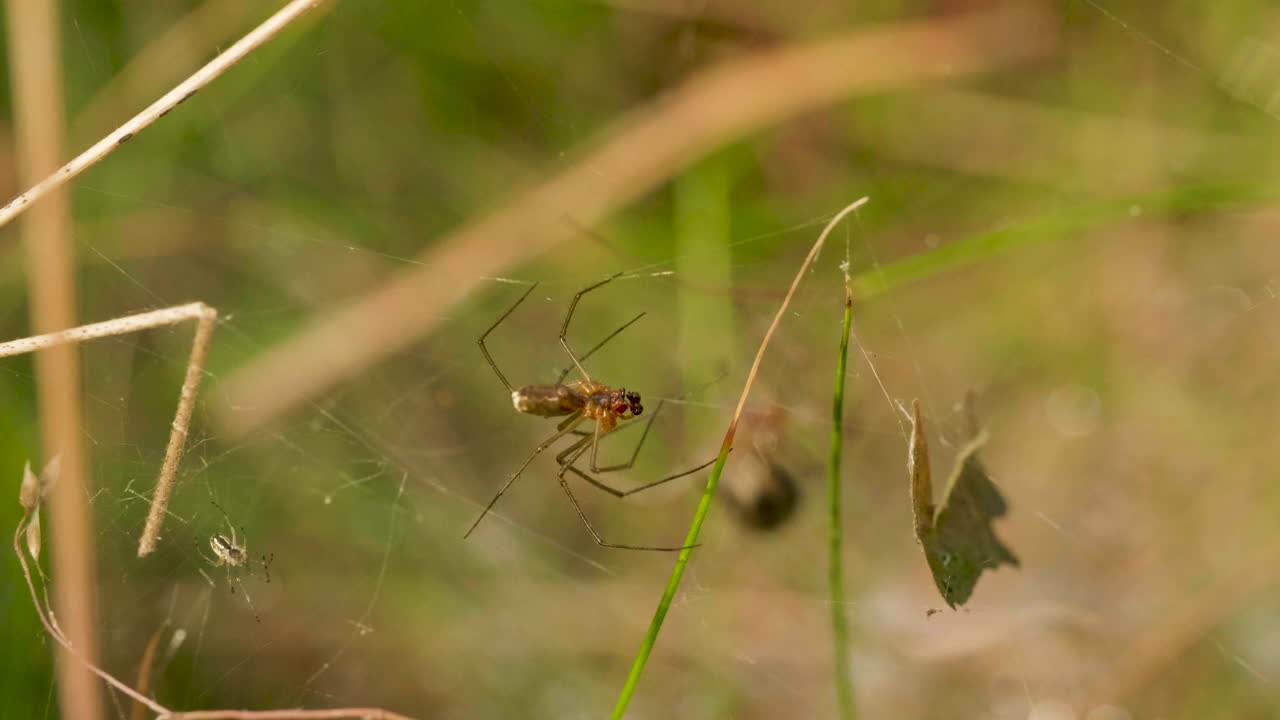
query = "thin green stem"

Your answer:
(610, 197), (868, 719)
(608, 439), (732, 719)
(828, 288), (856, 719)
